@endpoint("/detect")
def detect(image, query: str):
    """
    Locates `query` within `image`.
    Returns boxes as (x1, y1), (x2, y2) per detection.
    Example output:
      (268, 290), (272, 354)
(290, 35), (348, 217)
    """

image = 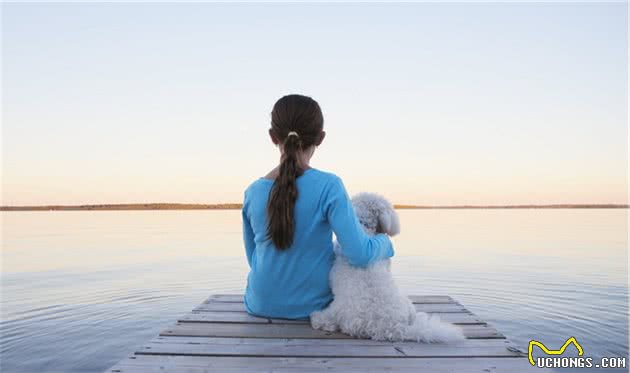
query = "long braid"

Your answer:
(266, 133), (301, 249)
(265, 94), (324, 250)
